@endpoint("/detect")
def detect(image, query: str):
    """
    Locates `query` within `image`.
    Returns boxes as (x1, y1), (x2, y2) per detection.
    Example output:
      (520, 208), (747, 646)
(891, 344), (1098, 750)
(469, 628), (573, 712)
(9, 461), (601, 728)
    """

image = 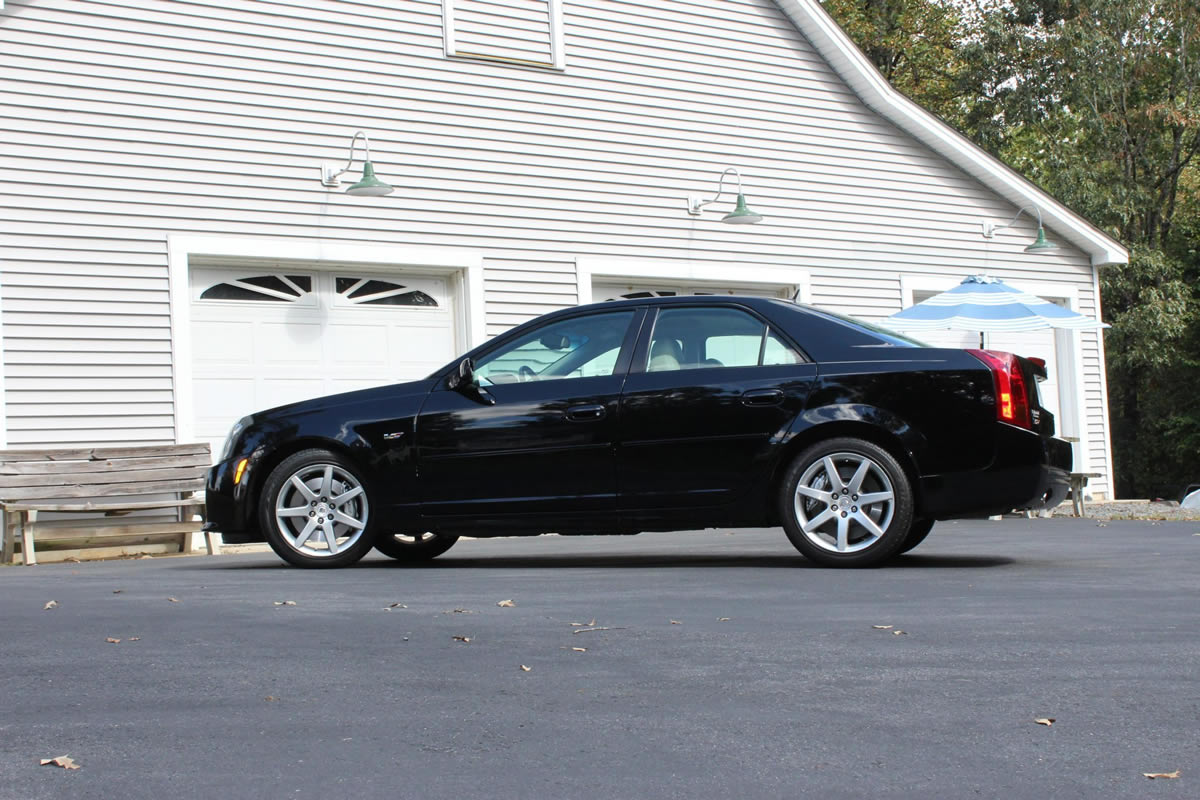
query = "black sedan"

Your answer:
(205, 296), (1071, 568)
